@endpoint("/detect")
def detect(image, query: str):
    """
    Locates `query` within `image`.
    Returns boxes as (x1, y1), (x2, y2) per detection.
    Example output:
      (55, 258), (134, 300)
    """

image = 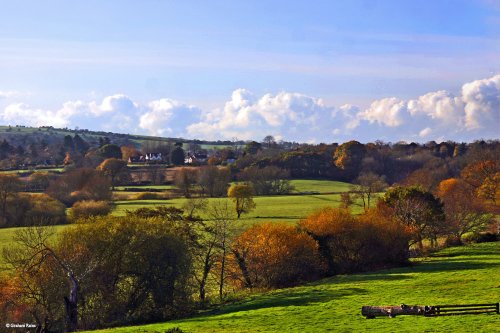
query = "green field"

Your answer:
(290, 179), (352, 194)
(84, 242), (500, 333)
(112, 193), (364, 225)
(0, 224), (69, 271)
